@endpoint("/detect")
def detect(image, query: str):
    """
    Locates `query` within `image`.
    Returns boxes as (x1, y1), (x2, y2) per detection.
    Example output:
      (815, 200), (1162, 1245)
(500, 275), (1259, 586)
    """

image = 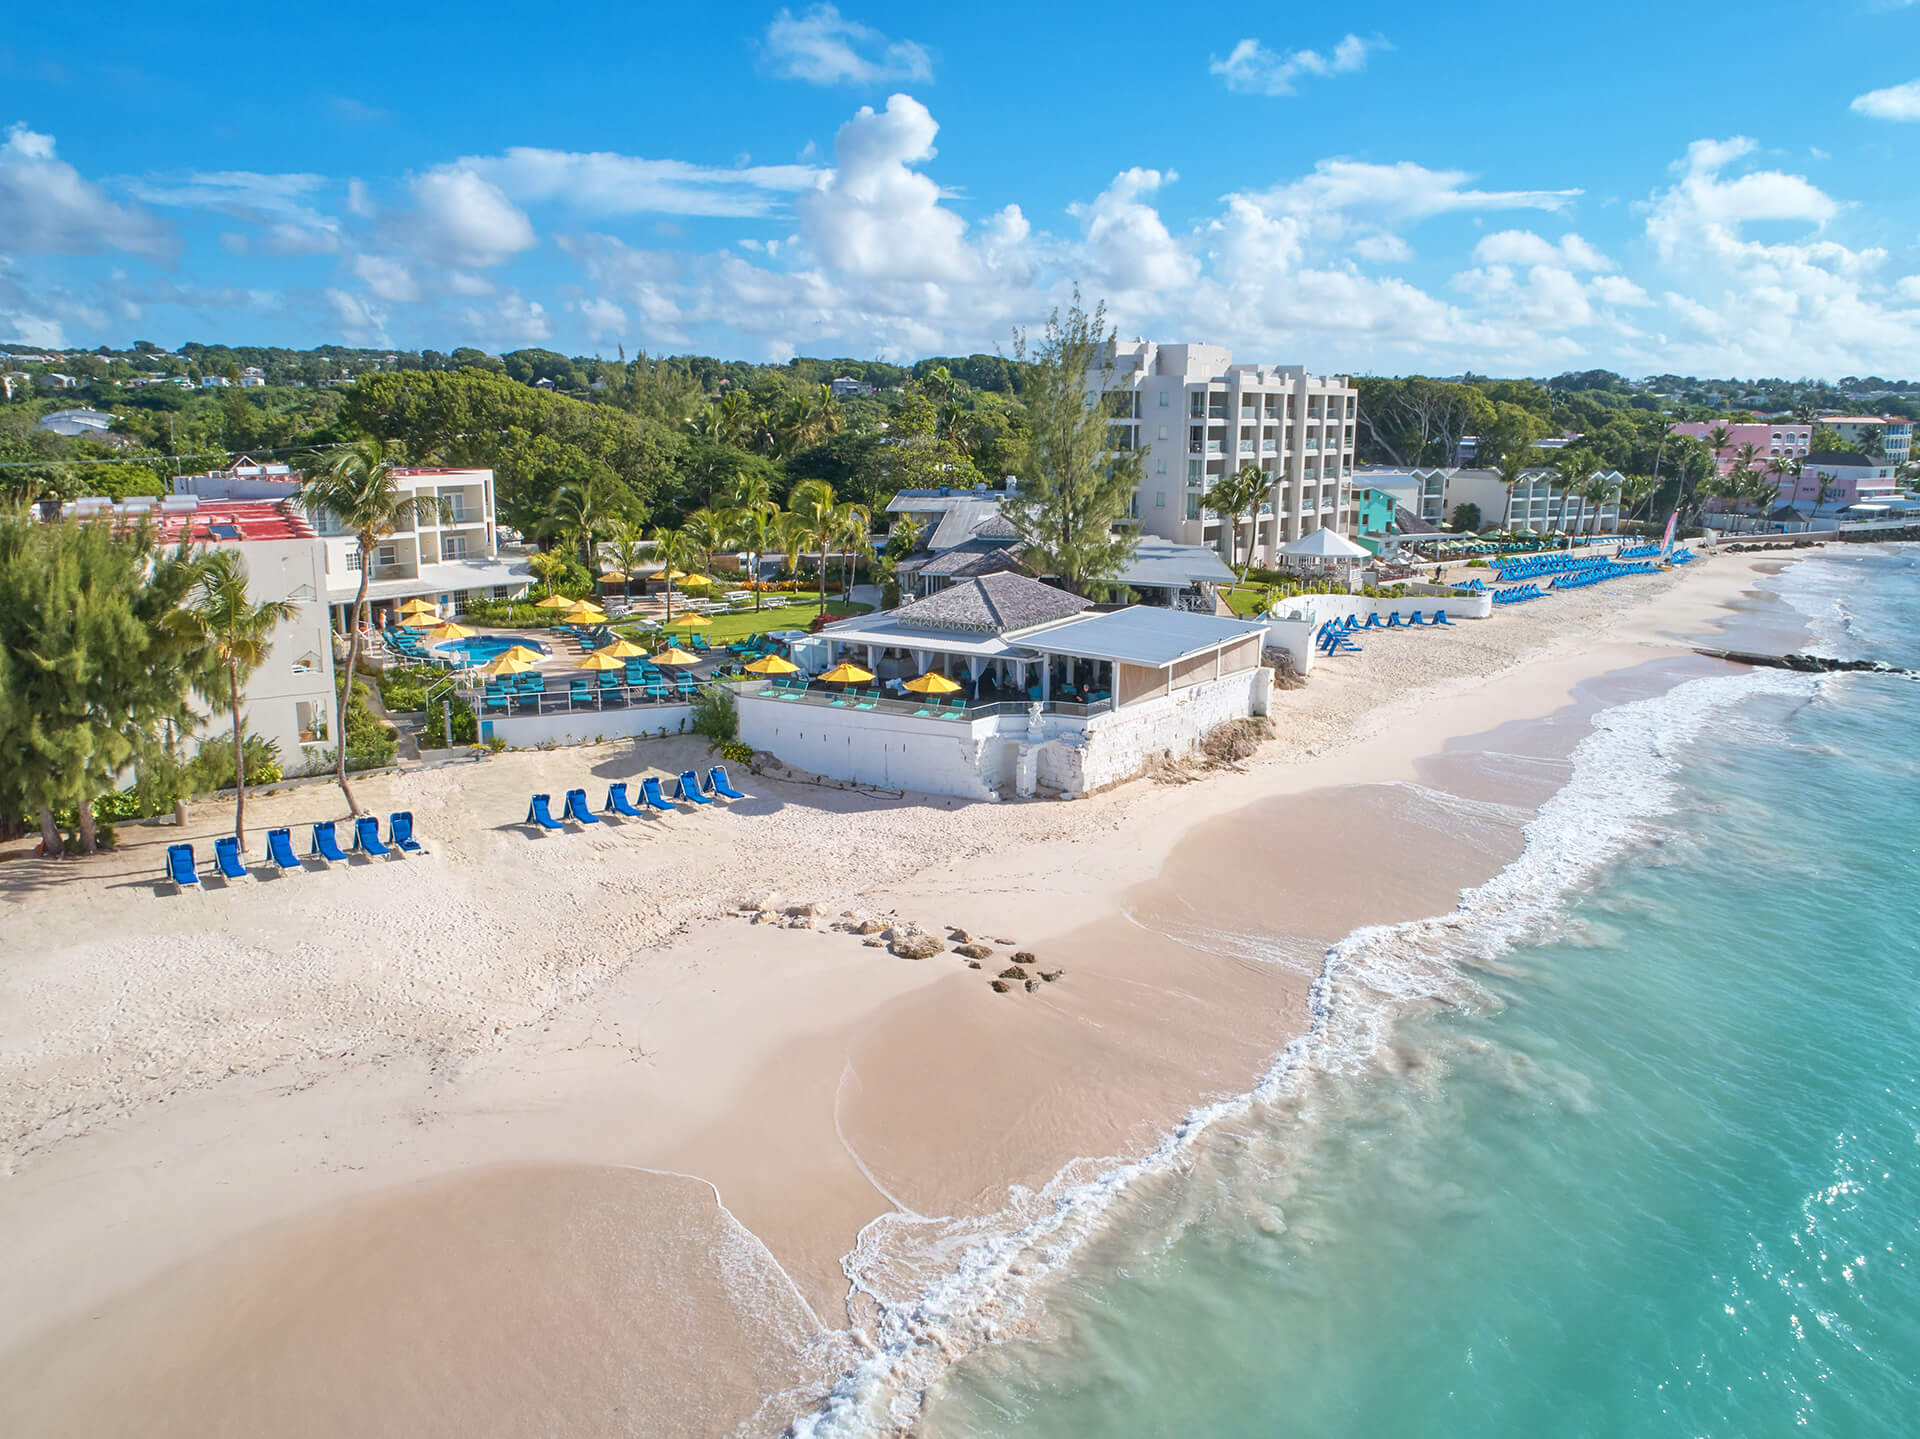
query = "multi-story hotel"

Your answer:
(1817, 415), (1912, 467)
(1670, 420), (1812, 474)
(1094, 341), (1359, 567)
